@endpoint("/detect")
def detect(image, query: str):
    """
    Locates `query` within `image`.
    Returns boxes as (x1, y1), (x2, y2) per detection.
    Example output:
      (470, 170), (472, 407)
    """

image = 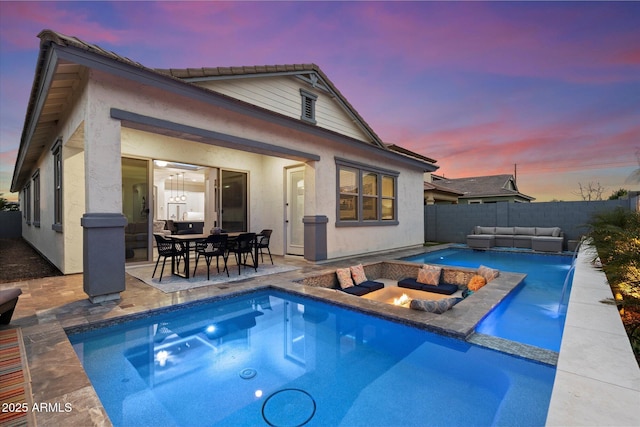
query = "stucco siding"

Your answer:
(21, 67), (426, 272)
(198, 76), (372, 142)
(20, 77), (89, 274)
